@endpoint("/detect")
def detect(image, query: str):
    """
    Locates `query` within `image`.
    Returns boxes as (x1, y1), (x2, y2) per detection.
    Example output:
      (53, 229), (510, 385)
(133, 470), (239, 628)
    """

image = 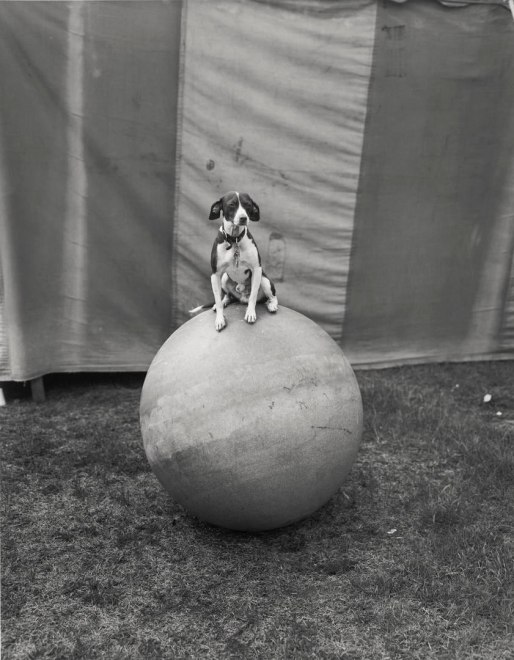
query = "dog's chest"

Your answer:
(217, 239), (258, 273)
